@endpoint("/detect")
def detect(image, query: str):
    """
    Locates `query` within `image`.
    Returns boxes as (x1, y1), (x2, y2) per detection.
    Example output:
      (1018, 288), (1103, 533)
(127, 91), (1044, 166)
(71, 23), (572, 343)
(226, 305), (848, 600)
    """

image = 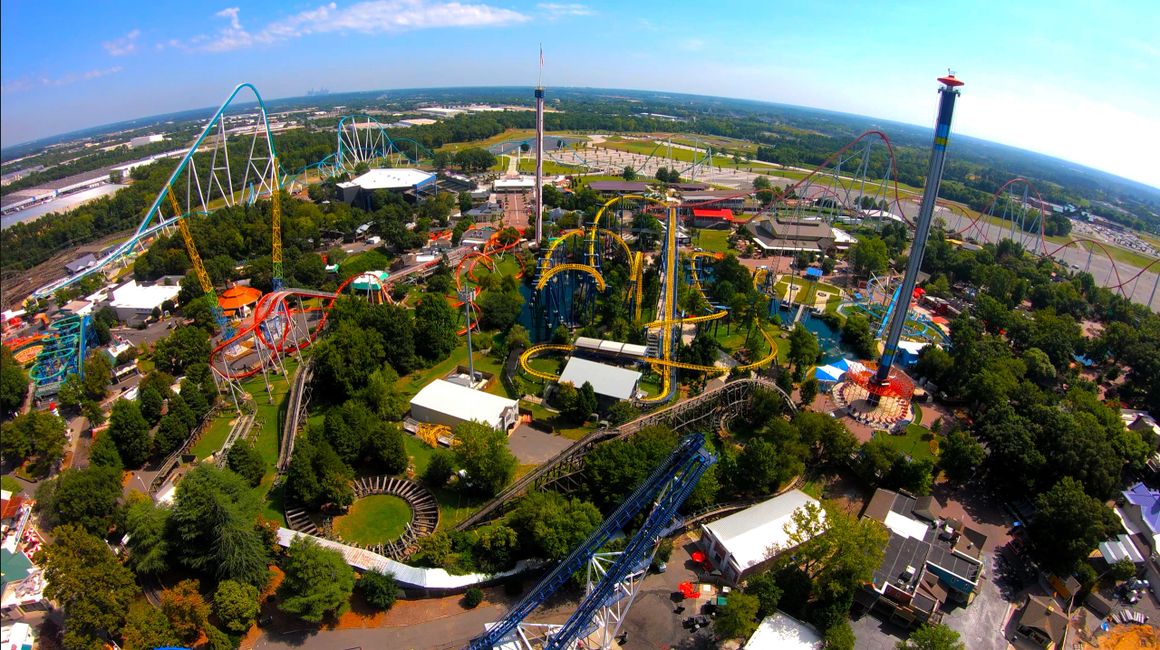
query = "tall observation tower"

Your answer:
(834, 73), (964, 421)
(867, 73), (963, 407)
(533, 46), (545, 246)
